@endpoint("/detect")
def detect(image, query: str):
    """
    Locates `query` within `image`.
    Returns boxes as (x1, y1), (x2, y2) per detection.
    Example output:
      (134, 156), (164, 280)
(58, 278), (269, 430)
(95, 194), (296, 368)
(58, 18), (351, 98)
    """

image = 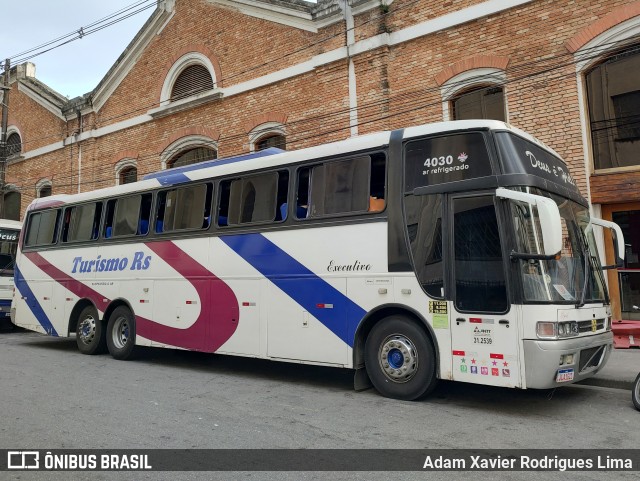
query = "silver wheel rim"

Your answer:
(378, 334), (419, 383)
(111, 316), (130, 350)
(78, 315), (97, 345)
(635, 378), (640, 405)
